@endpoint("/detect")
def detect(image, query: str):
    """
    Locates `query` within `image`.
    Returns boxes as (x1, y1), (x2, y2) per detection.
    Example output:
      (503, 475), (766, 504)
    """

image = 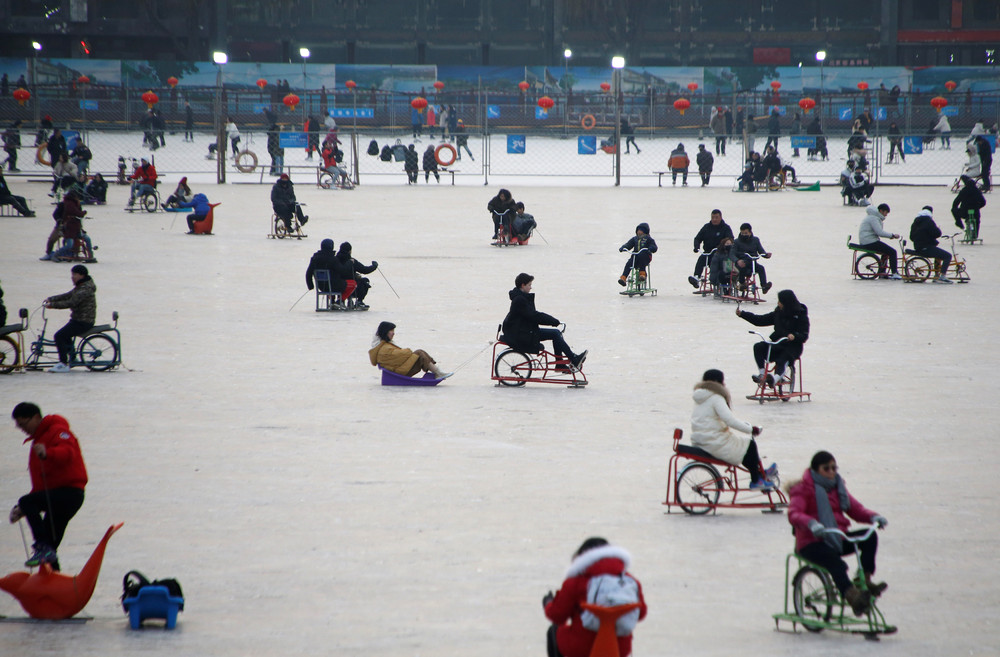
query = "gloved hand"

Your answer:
(693, 248), (699, 253)
(371, 261), (378, 268)
(619, 246), (627, 252)
(872, 515), (888, 529)
(542, 591), (554, 608)
(9, 505), (22, 524)
(751, 426), (762, 437)
(808, 520), (827, 537)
